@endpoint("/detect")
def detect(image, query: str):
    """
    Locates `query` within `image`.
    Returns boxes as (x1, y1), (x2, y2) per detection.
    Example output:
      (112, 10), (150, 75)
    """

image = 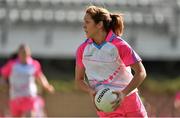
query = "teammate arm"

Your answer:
(0, 60), (12, 89)
(36, 73), (54, 93)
